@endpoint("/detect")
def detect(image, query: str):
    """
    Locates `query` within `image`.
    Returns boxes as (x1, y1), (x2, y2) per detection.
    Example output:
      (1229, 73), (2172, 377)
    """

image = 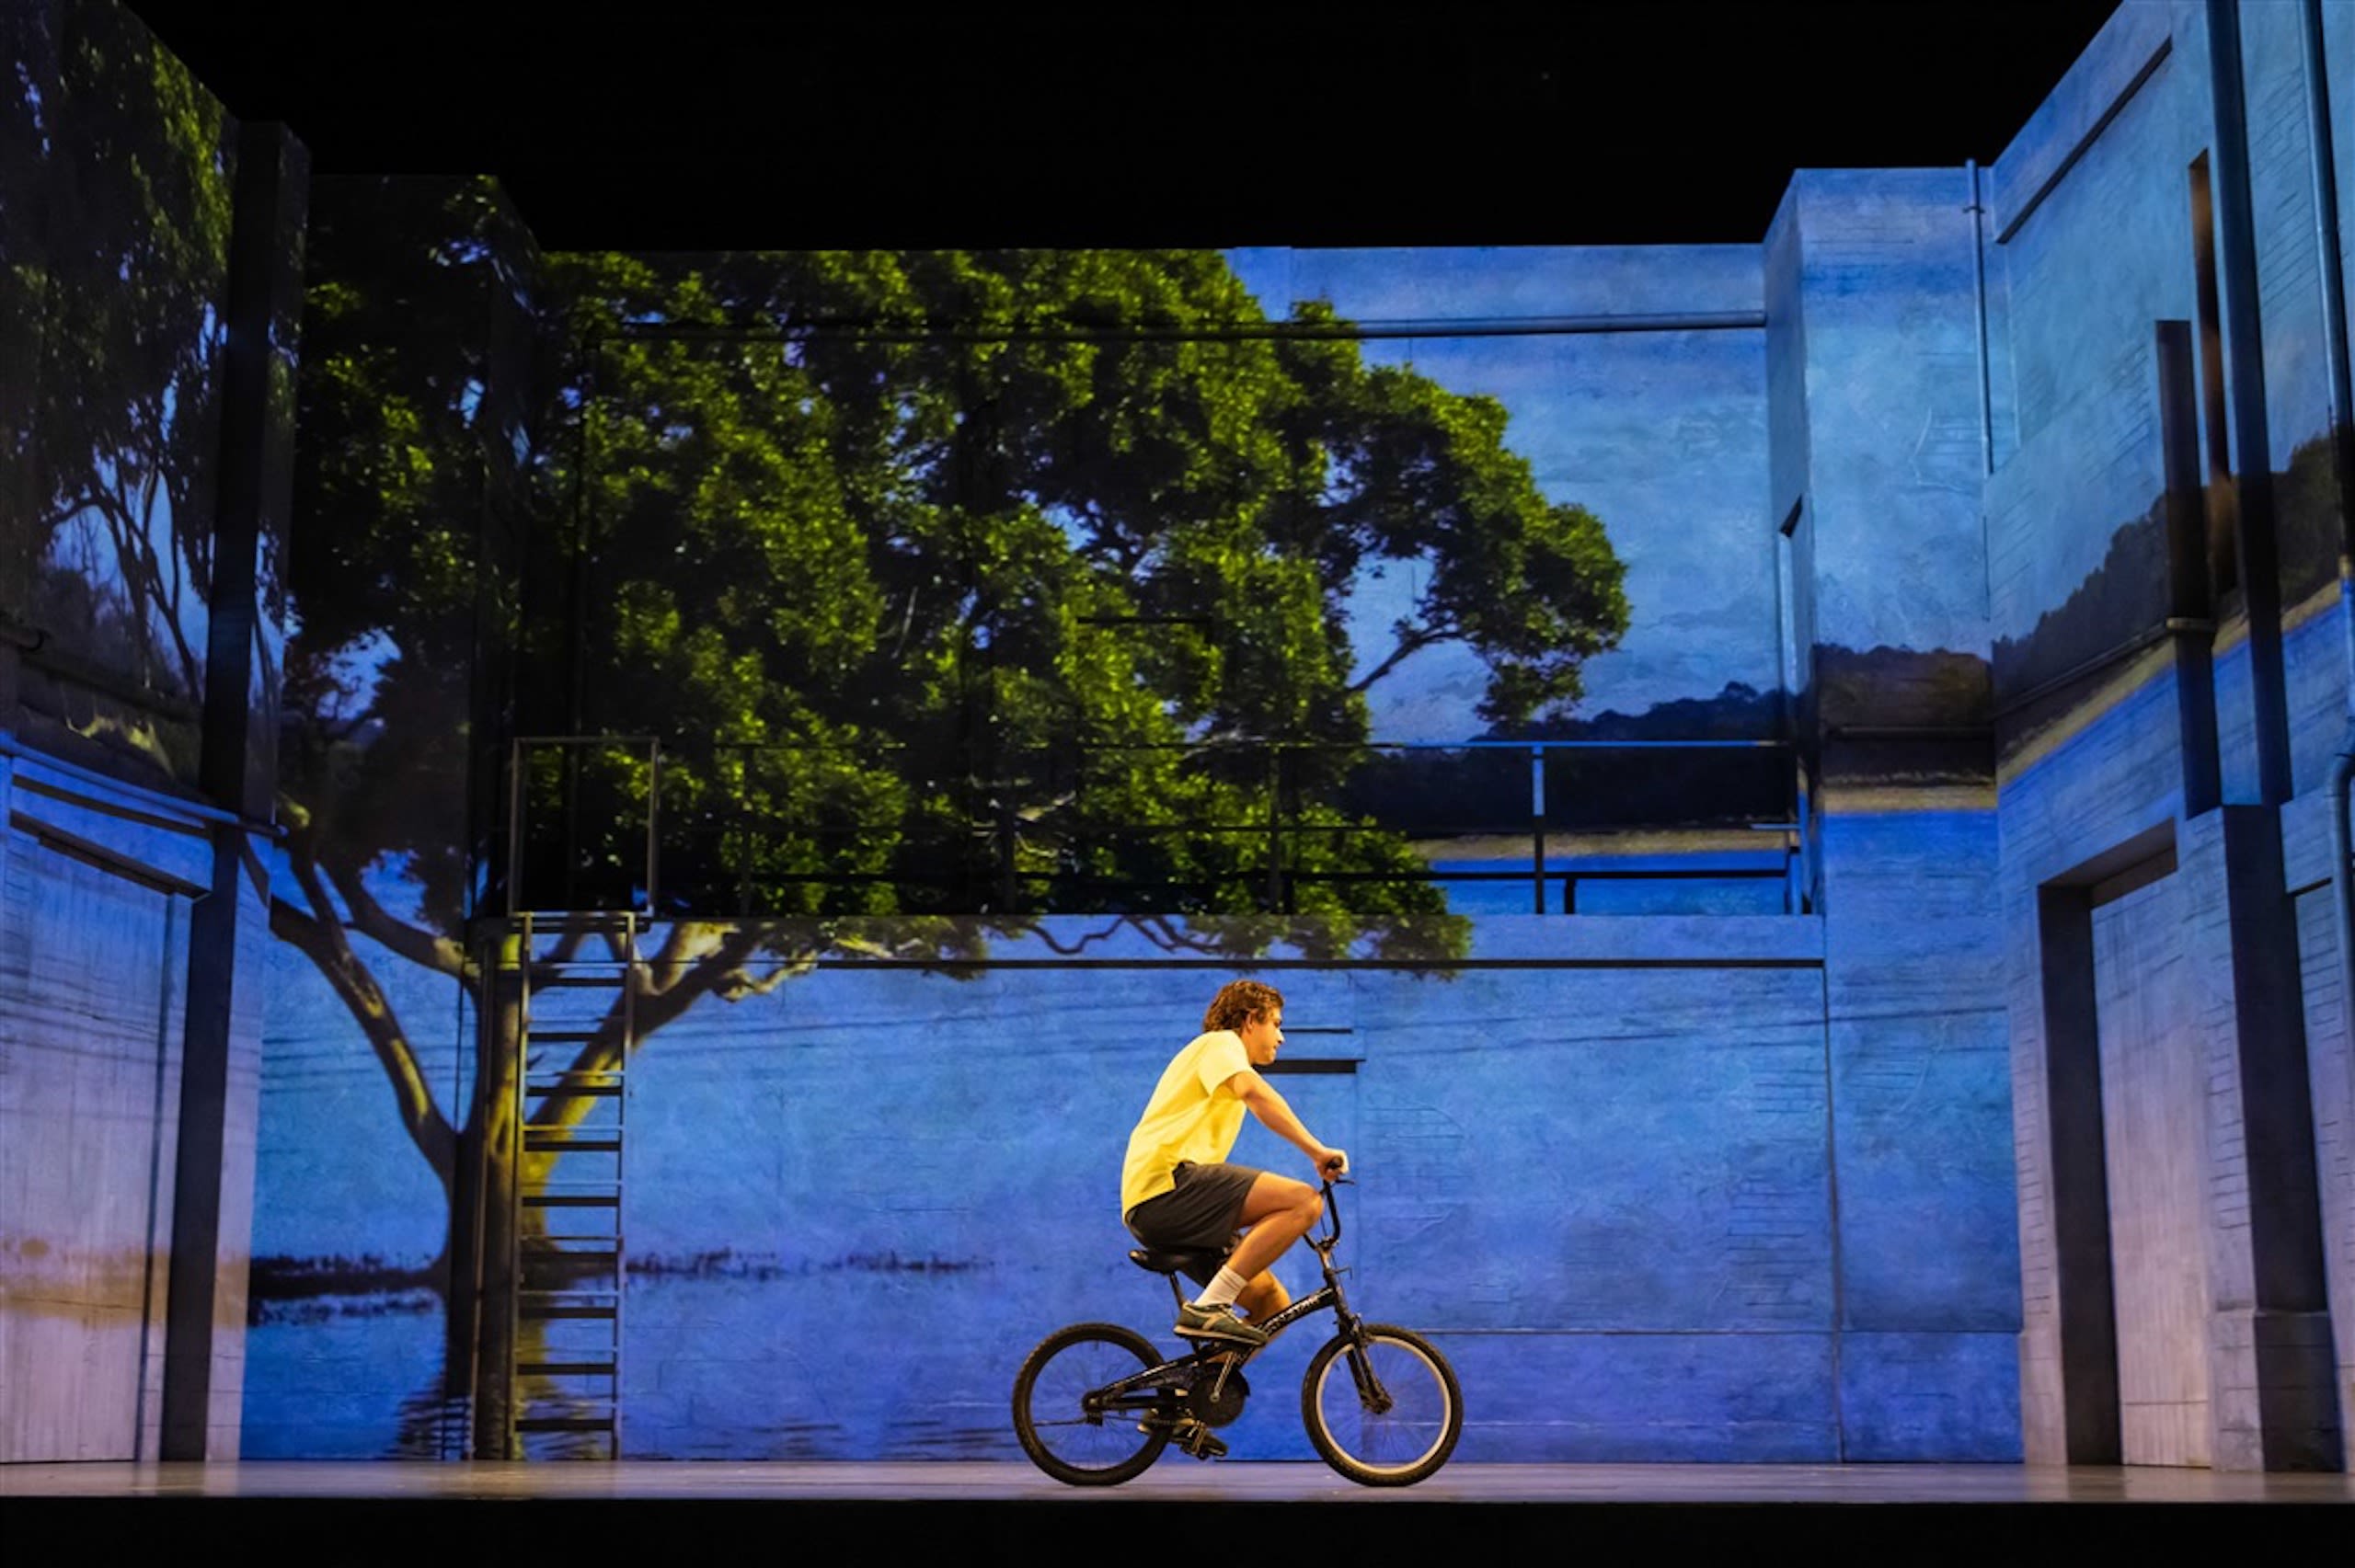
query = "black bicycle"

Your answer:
(1012, 1178), (1462, 1487)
